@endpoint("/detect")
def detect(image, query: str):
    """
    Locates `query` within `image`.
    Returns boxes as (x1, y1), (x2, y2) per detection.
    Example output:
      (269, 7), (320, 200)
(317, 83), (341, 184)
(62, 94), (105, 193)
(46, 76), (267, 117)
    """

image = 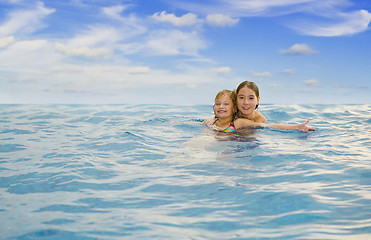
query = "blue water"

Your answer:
(0, 104), (370, 239)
